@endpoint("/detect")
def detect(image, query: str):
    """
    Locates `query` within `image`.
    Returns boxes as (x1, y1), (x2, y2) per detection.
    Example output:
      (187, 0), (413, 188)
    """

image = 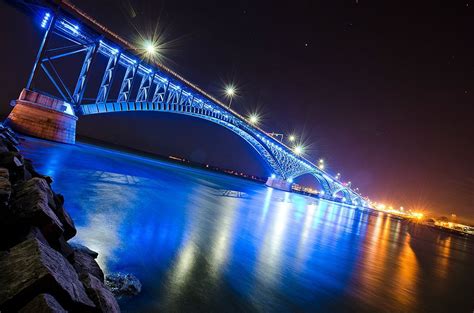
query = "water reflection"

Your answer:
(19, 137), (474, 313)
